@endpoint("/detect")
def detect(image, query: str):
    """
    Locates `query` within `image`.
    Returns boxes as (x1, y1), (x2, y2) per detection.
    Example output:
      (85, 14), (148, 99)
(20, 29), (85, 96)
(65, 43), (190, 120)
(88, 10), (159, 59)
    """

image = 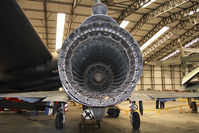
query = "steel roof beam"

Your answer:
(146, 24), (199, 62)
(139, 4), (199, 46)
(67, 0), (81, 36)
(26, 0), (121, 12)
(116, 0), (152, 24)
(42, 0), (49, 48)
(23, 8), (89, 17)
(130, 0), (189, 35)
(142, 20), (191, 58)
(188, 15), (199, 25)
(23, 7), (151, 18)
